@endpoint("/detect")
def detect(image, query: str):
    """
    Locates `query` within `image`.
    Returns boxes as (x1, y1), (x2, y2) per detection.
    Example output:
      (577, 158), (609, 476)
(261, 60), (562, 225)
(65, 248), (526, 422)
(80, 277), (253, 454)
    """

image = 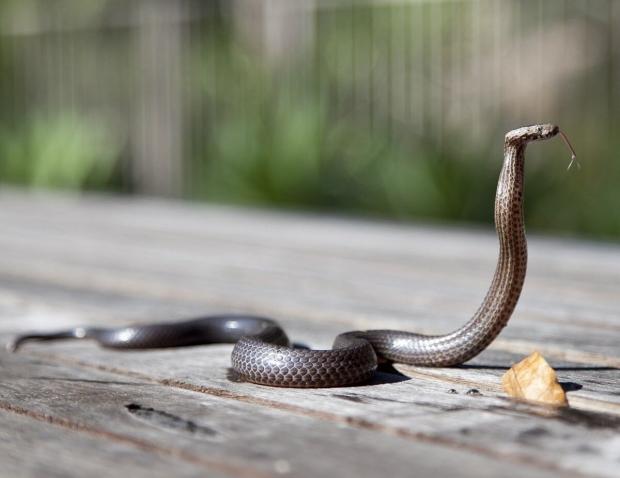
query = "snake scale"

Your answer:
(9, 124), (576, 388)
